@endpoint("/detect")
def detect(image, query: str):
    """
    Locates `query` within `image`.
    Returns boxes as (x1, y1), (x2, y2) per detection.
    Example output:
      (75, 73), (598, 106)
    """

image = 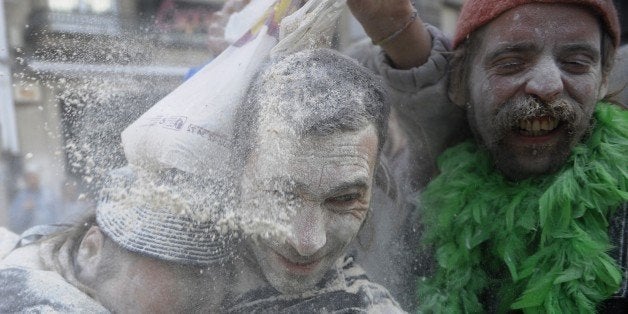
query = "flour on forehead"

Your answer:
(255, 50), (375, 137)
